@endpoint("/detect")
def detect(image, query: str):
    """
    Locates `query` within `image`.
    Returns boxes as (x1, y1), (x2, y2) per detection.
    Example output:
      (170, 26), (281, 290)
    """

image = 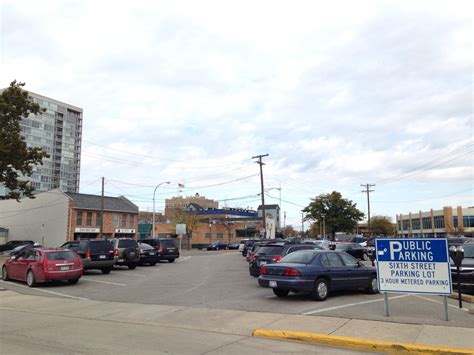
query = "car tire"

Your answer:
(2, 266), (9, 281)
(168, 258), (175, 263)
(101, 268), (112, 274)
(312, 278), (329, 301)
(128, 264), (137, 270)
(149, 261), (157, 266)
(68, 279), (79, 284)
(366, 275), (378, 294)
(272, 288), (290, 298)
(26, 270), (36, 287)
